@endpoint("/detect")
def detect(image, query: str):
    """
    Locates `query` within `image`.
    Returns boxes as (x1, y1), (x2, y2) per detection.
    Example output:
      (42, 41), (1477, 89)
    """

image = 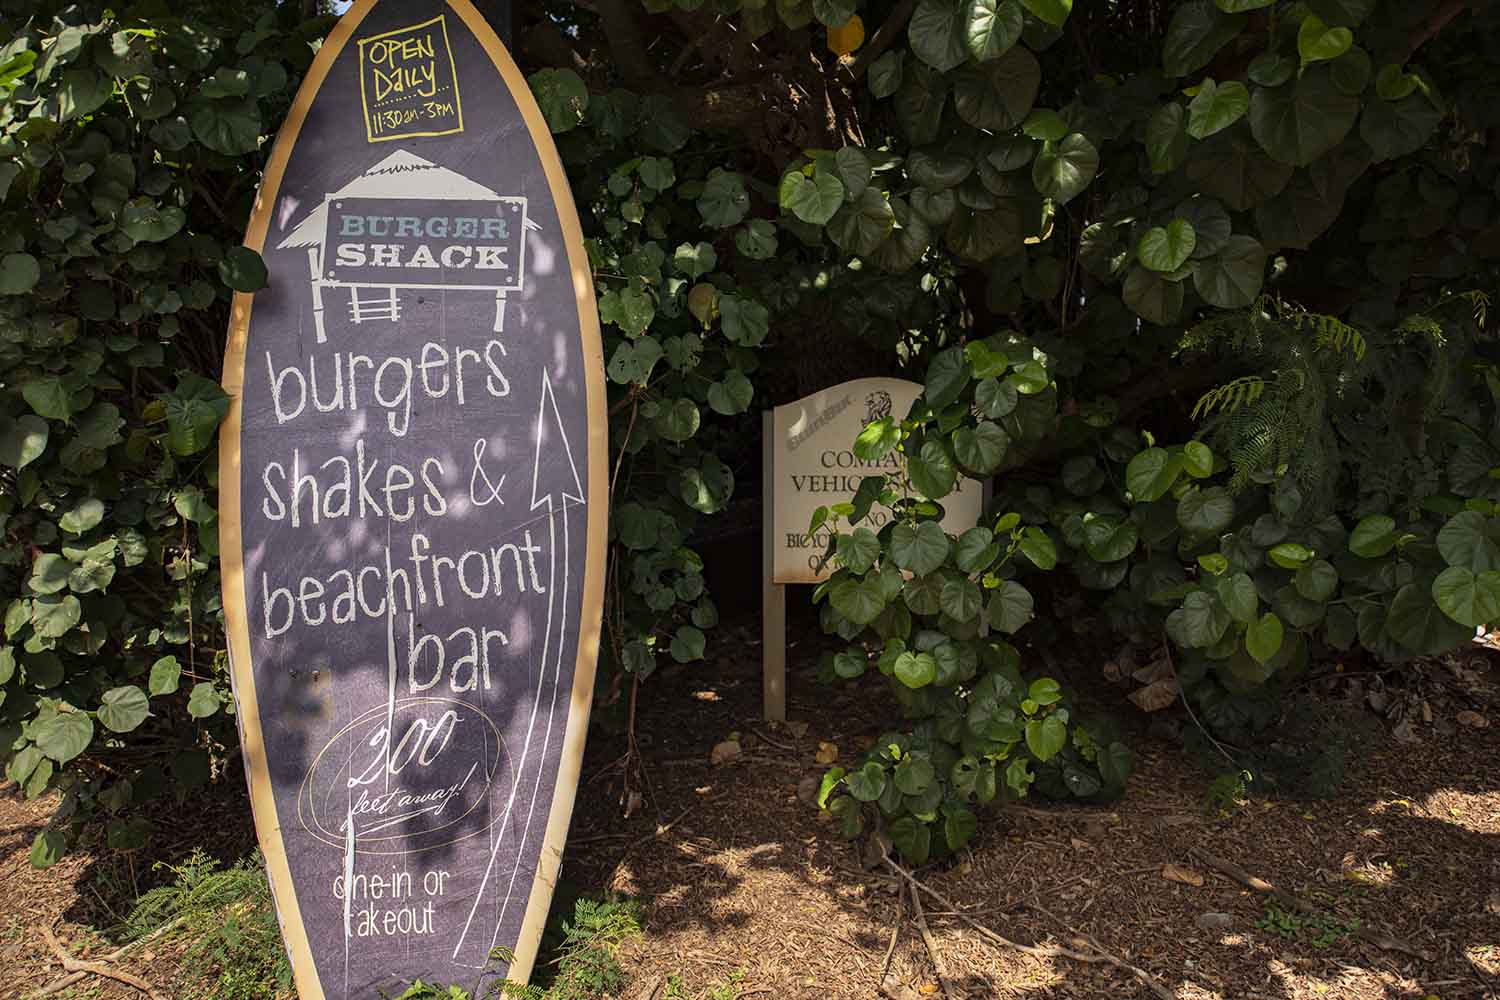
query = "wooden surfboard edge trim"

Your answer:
(446, 0), (609, 985)
(219, 0), (608, 992)
(218, 3), (378, 998)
